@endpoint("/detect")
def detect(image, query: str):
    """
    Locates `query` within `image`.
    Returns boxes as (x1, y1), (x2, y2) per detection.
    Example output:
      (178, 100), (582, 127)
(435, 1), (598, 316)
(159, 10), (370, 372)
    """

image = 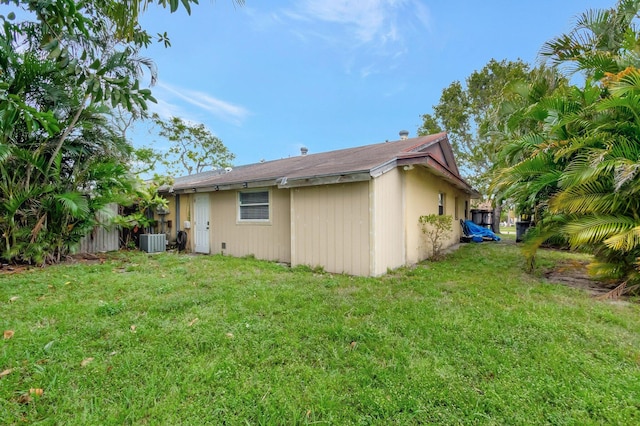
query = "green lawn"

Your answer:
(1, 242), (639, 425)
